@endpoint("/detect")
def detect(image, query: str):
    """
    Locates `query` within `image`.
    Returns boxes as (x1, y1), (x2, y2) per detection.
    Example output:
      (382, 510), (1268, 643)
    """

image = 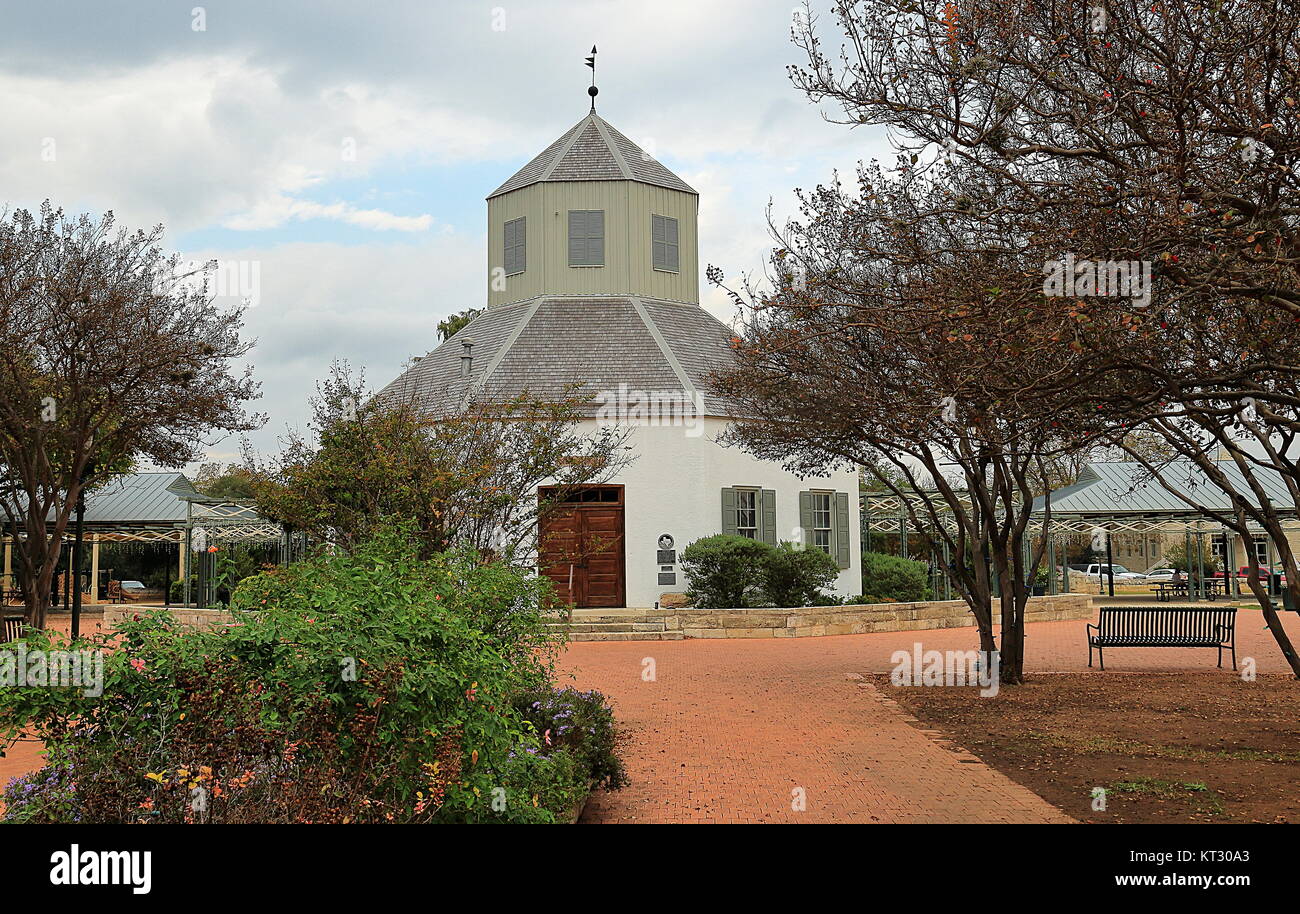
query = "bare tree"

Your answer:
(788, 0), (1300, 678)
(709, 160), (1101, 683)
